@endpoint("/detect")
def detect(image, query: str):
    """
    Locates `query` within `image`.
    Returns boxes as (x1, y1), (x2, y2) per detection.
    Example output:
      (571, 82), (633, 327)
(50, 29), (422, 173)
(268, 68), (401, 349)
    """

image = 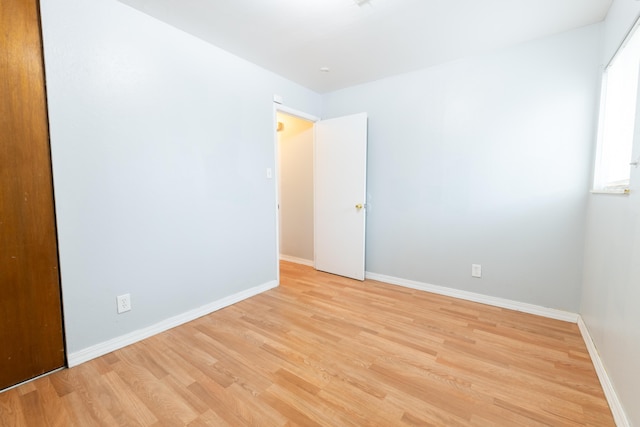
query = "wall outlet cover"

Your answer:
(117, 294), (131, 314)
